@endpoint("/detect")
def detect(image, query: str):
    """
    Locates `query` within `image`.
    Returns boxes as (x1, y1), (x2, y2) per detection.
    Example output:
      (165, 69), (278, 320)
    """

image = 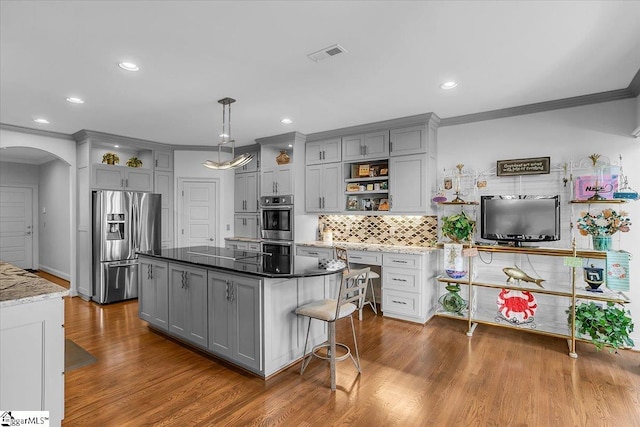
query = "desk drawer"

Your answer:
(383, 289), (420, 317)
(296, 246), (334, 259)
(383, 267), (421, 292)
(347, 250), (382, 266)
(383, 253), (422, 269)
